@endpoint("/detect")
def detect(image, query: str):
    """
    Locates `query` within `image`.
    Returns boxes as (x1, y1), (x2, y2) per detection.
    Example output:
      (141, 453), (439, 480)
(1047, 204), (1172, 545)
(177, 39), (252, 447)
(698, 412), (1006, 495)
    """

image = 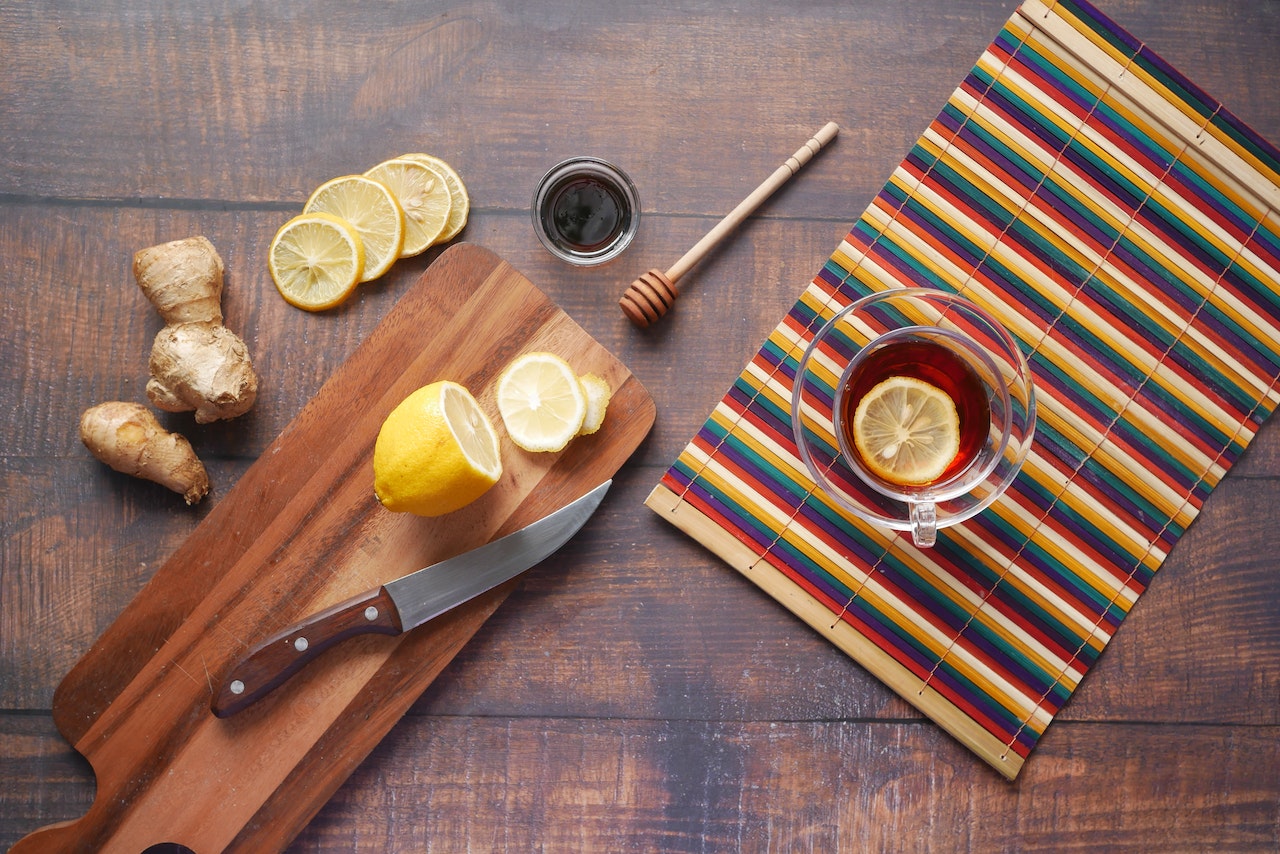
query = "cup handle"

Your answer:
(908, 500), (937, 548)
